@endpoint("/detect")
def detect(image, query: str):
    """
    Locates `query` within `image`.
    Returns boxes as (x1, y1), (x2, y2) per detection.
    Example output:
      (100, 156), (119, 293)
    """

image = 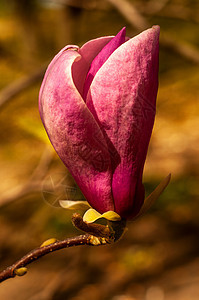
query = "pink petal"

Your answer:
(83, 27), (126, 99)
(39, 45), (79, 121)
(39, 47), (114, 213)
(73, 36), (114, 99)
(86, 26), (160, 219)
